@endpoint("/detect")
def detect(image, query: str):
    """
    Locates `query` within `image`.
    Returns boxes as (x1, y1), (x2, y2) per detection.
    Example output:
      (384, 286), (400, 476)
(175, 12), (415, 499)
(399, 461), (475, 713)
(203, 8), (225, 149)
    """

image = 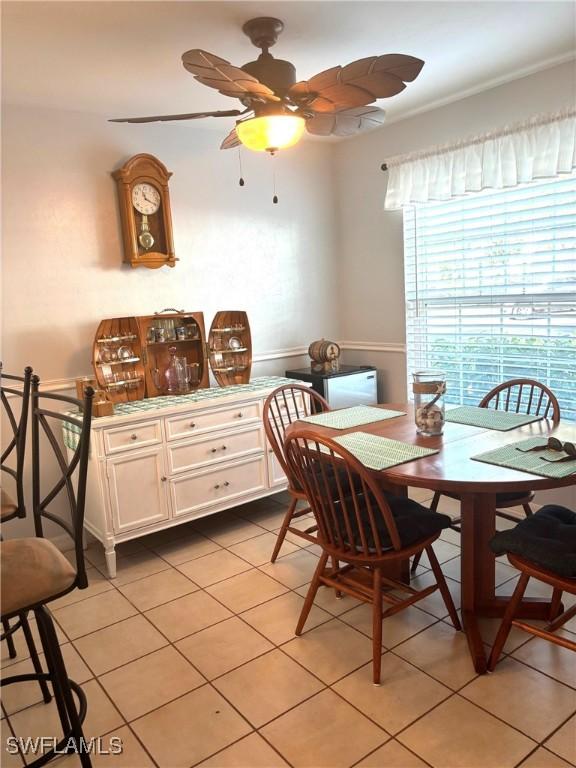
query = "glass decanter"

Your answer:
(164, 347), (187, 394)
